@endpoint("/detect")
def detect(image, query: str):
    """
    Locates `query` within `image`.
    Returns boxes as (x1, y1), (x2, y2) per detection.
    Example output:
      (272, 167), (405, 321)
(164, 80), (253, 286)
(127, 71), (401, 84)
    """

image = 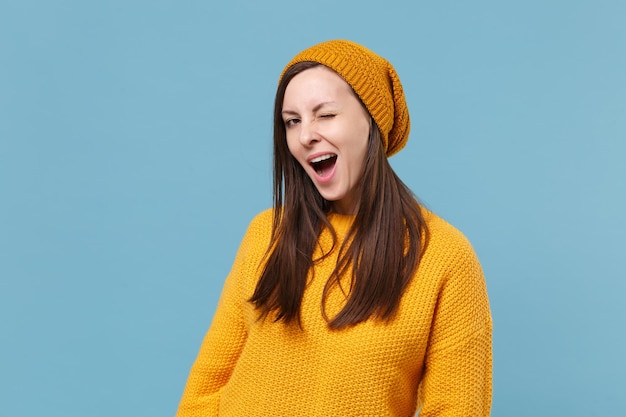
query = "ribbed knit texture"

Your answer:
(281, 40), (410, 157)
(176, 209), (492, 416)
